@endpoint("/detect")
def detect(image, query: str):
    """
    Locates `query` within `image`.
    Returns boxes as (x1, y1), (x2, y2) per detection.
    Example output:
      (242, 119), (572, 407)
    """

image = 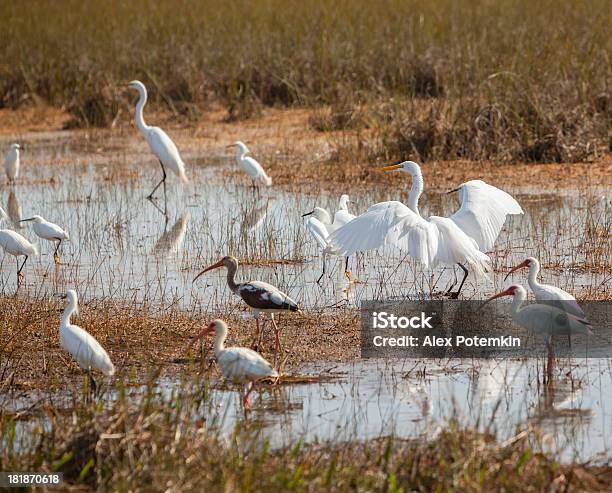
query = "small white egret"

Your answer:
(4, 143), (20, 183)
(227, 141), (272, 187)
(60, 290), (115, 395)
(302, 195), (355, 283)
(128, 80), (188, 203)
(190, 319), (278, 411)
(193, 256), (300, 361)
(0, 207), (38, 284)
(505, 256), (590, 344)
(329, 161), (523, 297)
(20, 215), (69, 264)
